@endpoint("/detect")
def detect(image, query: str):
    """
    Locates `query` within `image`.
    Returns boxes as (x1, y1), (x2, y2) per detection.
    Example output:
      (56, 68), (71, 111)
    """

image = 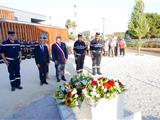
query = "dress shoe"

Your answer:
(17, 86), (23, 89)
(61, 76), (67, 81)
(11, 87), (15, 91)
(40, 83), (43, 86)
(97, 72), (102, 75)
(57, 78), (60, 82)
(44, 82), (48, 85)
